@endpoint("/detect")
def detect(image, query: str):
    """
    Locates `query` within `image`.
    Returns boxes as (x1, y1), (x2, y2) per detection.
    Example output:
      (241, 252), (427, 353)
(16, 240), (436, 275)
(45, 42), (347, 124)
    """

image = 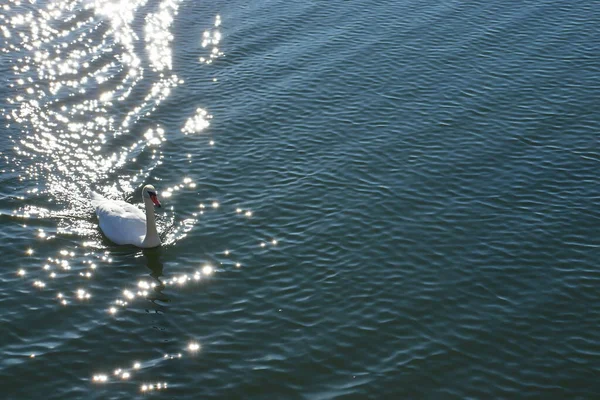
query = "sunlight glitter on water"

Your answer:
(0, 0), (190, 235)
(187, 342), (200, 353)
(90, 343), (202, 388)
(1, 2), (138, 209)
(2, 2), (286, 396)
(141, 383), (168, 392)
(182, 108), (212, 135)
(15, 198), (280, 396)
(145, 0), (178, 72)
(92, 374), (108, 383)
(198, 14), (223, 65)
